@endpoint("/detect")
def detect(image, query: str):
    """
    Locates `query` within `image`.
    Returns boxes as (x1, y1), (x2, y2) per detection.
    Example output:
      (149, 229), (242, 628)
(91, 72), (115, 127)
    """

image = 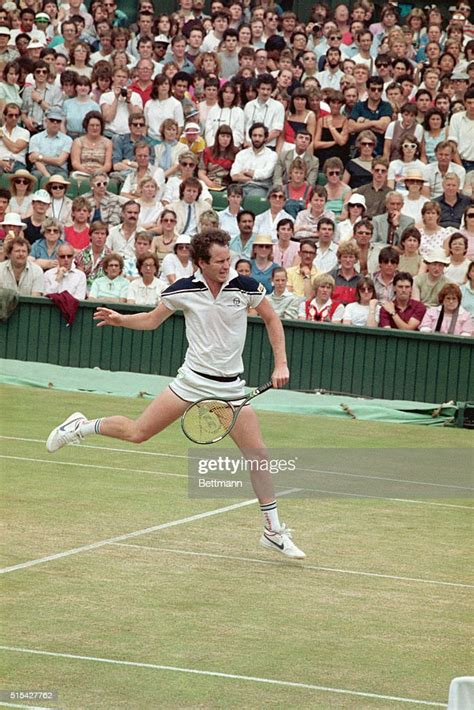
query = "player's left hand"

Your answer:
(271, 364), (289, 388)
